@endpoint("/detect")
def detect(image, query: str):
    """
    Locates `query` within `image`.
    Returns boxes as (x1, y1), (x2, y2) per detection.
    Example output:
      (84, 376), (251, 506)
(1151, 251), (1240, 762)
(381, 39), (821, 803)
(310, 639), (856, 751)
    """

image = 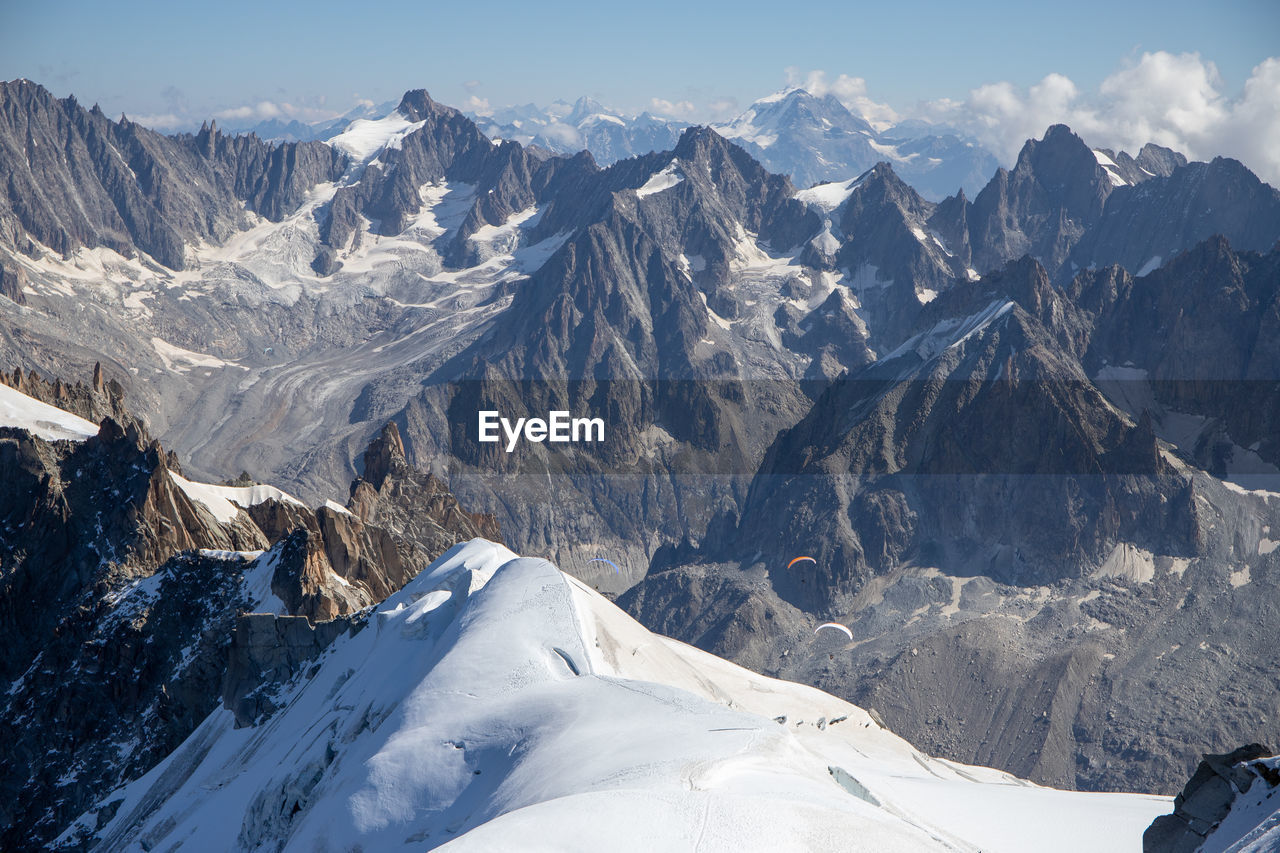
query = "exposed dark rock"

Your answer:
(222, 611), (360, 727)
(1095, 143), (1187, 186)
(349, 421), (501, 549)
(269, 526), (375, 622)
(1068, 158), (1280, 279)
(0, 255), (26, 304)
(1144, 745), (1277, 852)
